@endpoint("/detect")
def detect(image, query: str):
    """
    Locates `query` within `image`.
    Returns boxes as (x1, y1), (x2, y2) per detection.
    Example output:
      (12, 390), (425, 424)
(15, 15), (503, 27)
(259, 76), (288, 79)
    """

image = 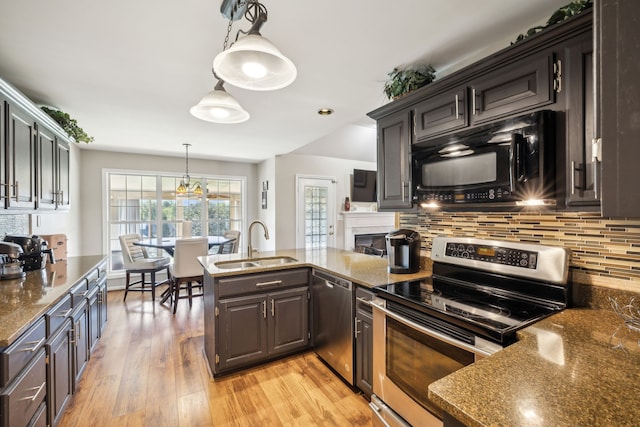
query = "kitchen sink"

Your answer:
(214, 256), (298, 270)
